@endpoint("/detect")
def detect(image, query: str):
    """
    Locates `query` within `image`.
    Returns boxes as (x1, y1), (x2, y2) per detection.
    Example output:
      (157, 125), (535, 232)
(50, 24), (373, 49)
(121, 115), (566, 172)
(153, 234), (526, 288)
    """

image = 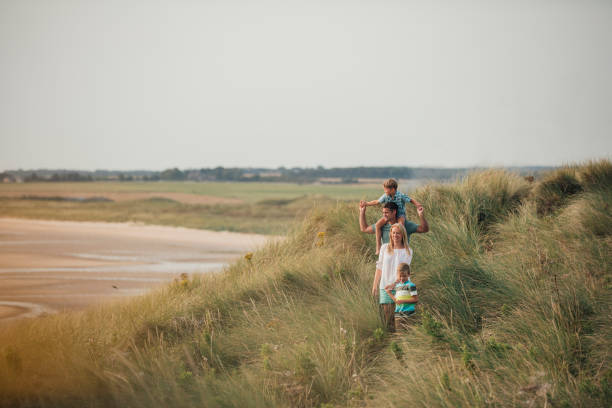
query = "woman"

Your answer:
(371, 223), (413, 332)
